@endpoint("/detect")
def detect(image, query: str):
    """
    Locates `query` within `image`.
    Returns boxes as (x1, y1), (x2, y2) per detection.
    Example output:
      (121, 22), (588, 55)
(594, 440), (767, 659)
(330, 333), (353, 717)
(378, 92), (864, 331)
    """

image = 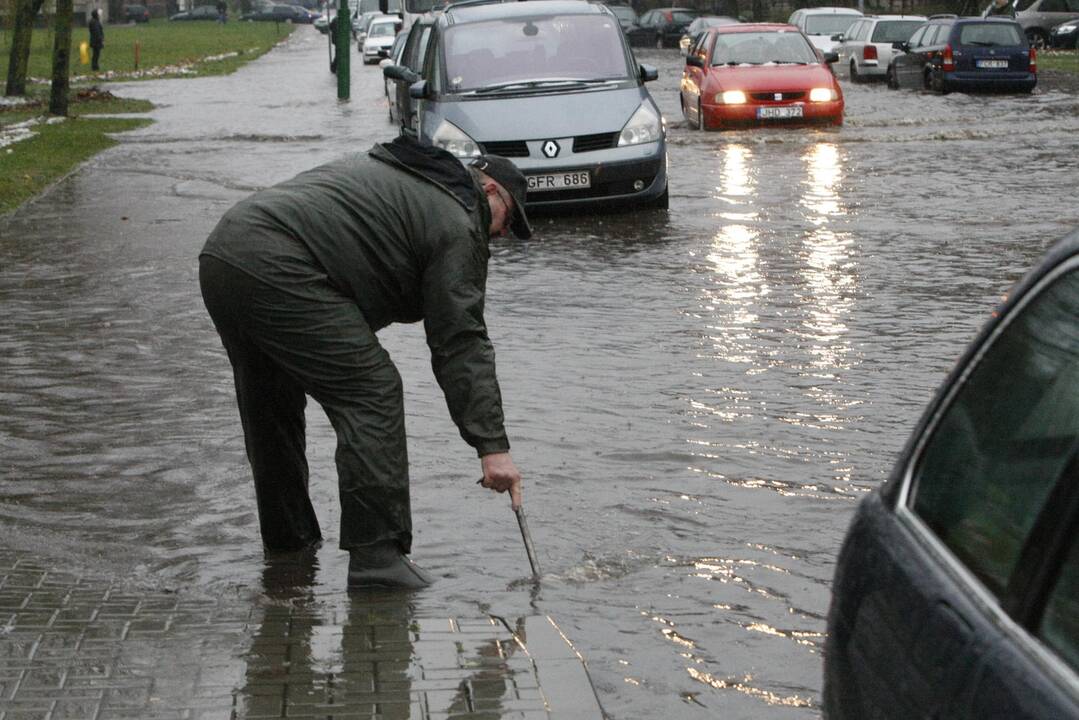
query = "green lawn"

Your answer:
(0, 20), (296, 81)
(0, 21), (297, 216)
(1040, 48), (1079, 74)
